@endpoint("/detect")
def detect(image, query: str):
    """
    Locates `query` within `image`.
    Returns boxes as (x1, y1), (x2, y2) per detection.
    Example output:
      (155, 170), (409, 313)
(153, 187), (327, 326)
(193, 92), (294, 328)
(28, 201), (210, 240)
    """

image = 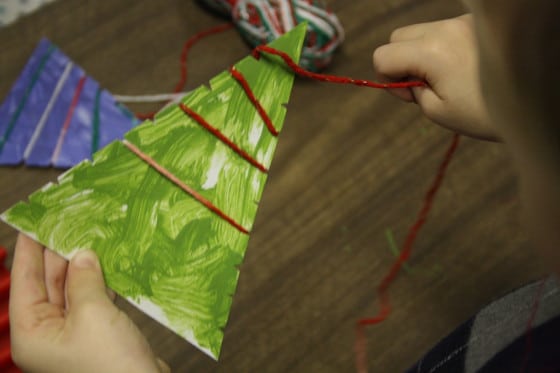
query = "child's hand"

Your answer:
(373, 14), (498, 140)
(9, 234), (170, 373)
